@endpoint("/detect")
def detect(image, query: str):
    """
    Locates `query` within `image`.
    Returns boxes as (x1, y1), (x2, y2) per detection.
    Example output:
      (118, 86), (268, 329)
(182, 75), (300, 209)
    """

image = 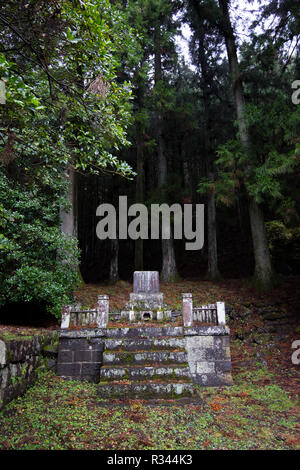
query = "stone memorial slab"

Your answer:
(129, 271), (164, 313)
(133, 271), (159, 294)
